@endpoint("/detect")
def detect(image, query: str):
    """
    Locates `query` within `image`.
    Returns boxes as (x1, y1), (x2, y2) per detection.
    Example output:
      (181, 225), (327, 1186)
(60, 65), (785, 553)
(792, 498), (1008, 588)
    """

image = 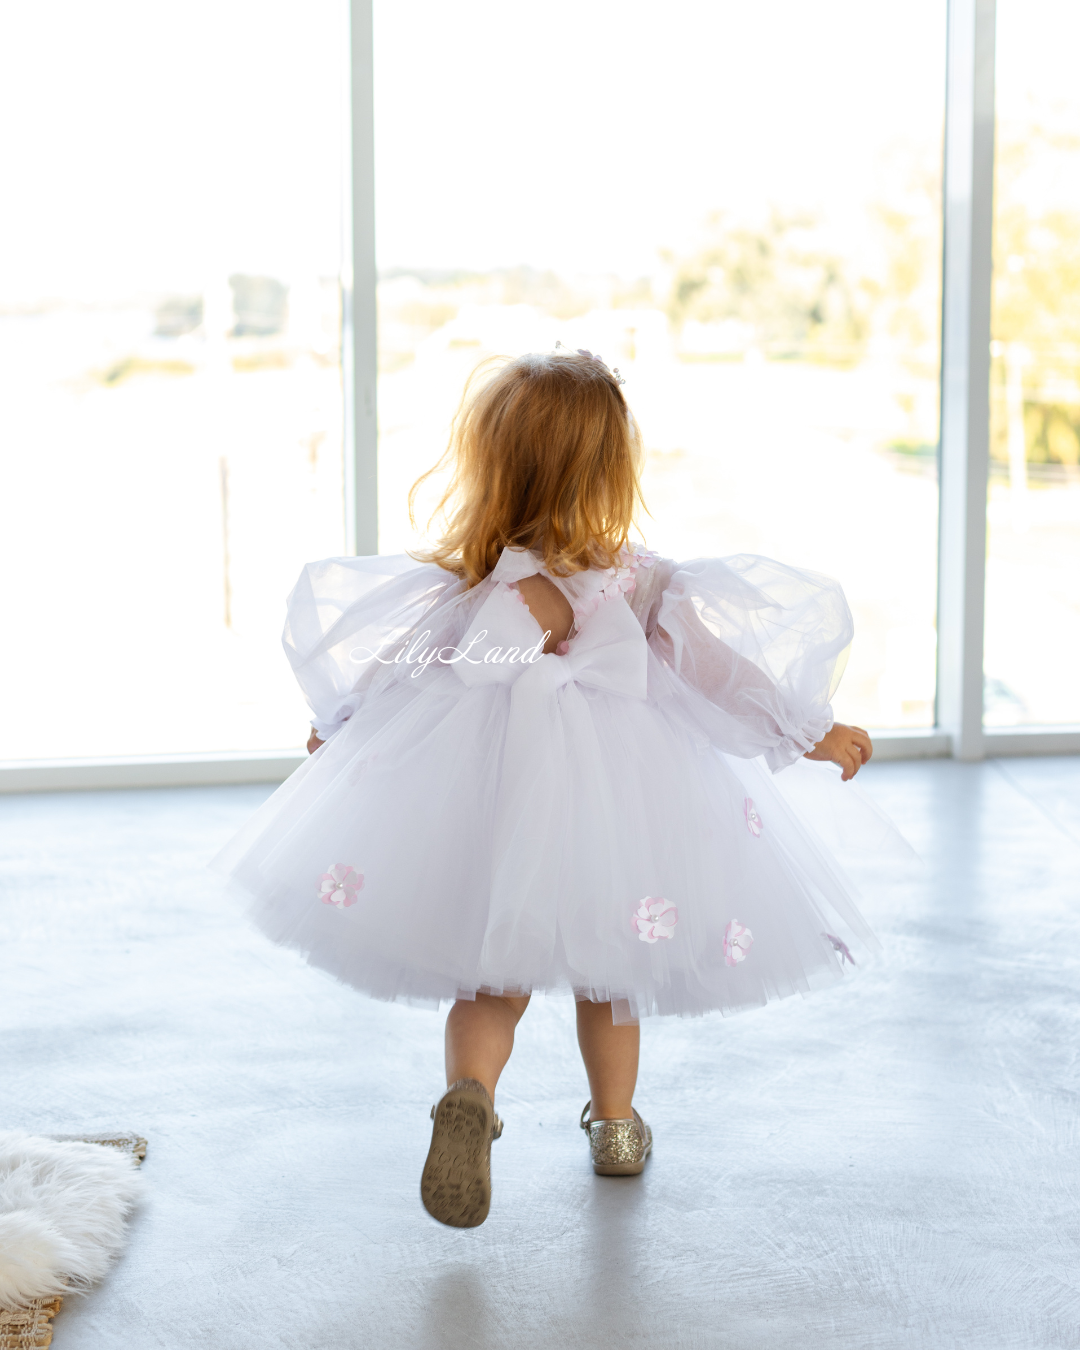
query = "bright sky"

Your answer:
(0, 0), (1076, 304)
(373, 0), (947, 276)
(0, 1), (346, 302)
